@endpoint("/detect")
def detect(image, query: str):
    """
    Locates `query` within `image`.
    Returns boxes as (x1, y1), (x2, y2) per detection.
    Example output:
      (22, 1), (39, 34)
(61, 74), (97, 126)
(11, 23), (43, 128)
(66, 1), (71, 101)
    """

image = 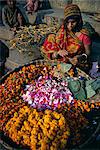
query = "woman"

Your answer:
(26, 0), (39, 14)
(41, 4), (92, 66)
(2, 0), (26, 32)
